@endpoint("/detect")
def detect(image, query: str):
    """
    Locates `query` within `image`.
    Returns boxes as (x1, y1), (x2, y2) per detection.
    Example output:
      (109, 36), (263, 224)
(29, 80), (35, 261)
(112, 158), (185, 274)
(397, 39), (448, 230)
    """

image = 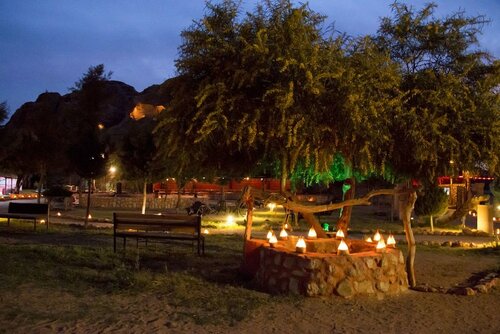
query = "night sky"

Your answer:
(1, 0), (498, 117)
